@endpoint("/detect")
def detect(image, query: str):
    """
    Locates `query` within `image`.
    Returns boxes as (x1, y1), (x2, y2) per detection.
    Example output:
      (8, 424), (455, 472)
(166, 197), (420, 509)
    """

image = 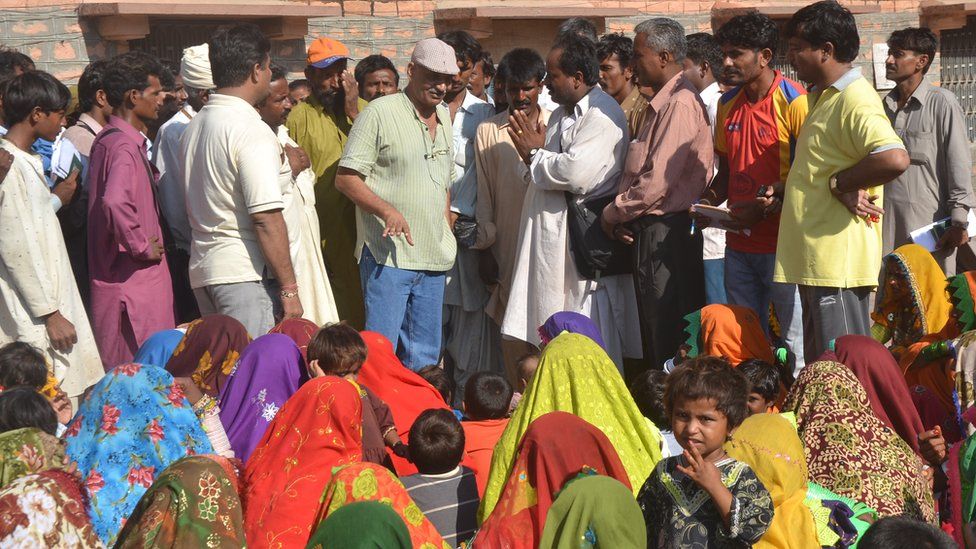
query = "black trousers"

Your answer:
(631, 212), (705, 368)
(168, 248), (200, 324)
